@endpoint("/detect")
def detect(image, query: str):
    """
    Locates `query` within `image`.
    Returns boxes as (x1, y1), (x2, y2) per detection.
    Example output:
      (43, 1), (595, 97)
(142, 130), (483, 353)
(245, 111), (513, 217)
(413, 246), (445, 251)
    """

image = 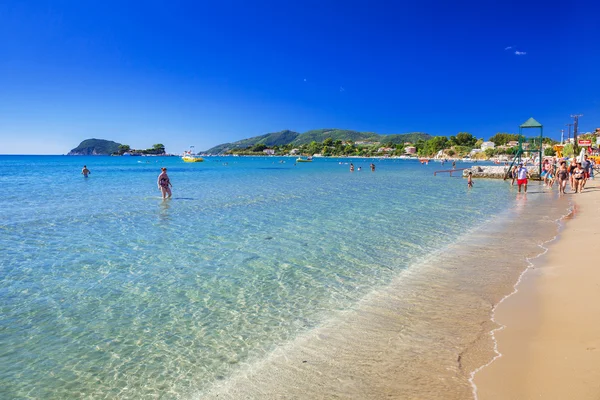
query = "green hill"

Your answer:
(205, 130), (300, 154)
(67, 139), (122, 155)
(204, 129), (432, 154)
